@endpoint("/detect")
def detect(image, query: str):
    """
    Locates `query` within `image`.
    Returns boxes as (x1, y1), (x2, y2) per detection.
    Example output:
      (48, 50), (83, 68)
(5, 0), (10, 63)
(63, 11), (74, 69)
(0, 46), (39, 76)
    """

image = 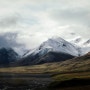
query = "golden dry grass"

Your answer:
(0, 58), (89, 74)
